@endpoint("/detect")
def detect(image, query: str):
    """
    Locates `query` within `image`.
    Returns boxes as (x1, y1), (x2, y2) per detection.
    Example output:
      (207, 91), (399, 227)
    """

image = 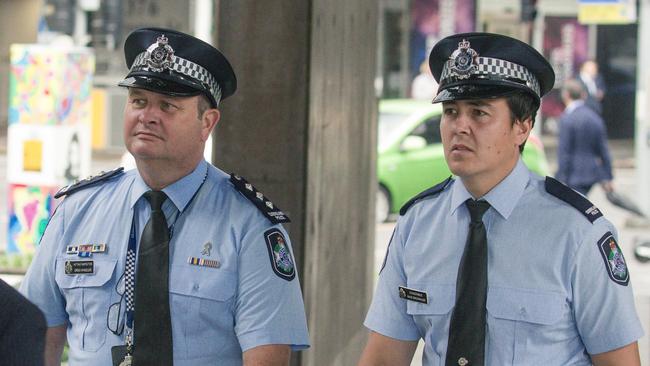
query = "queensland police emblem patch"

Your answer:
(264, 229), (295, 281)
(598, 232), (629, 286)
